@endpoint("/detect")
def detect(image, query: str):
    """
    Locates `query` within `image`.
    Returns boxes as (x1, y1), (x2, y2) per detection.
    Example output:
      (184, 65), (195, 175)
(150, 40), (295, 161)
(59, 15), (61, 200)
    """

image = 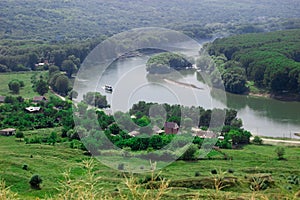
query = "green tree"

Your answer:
(222, 67), (247, 94)
(8, 80), (21, 94)
(48, 65), (60, 75)
(83, 92), (109, 108)
(54, 74), (70, 95)
(27, 53), (38, 70)
(61, 59), (77, 78)
(34, 79), (49, 95)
